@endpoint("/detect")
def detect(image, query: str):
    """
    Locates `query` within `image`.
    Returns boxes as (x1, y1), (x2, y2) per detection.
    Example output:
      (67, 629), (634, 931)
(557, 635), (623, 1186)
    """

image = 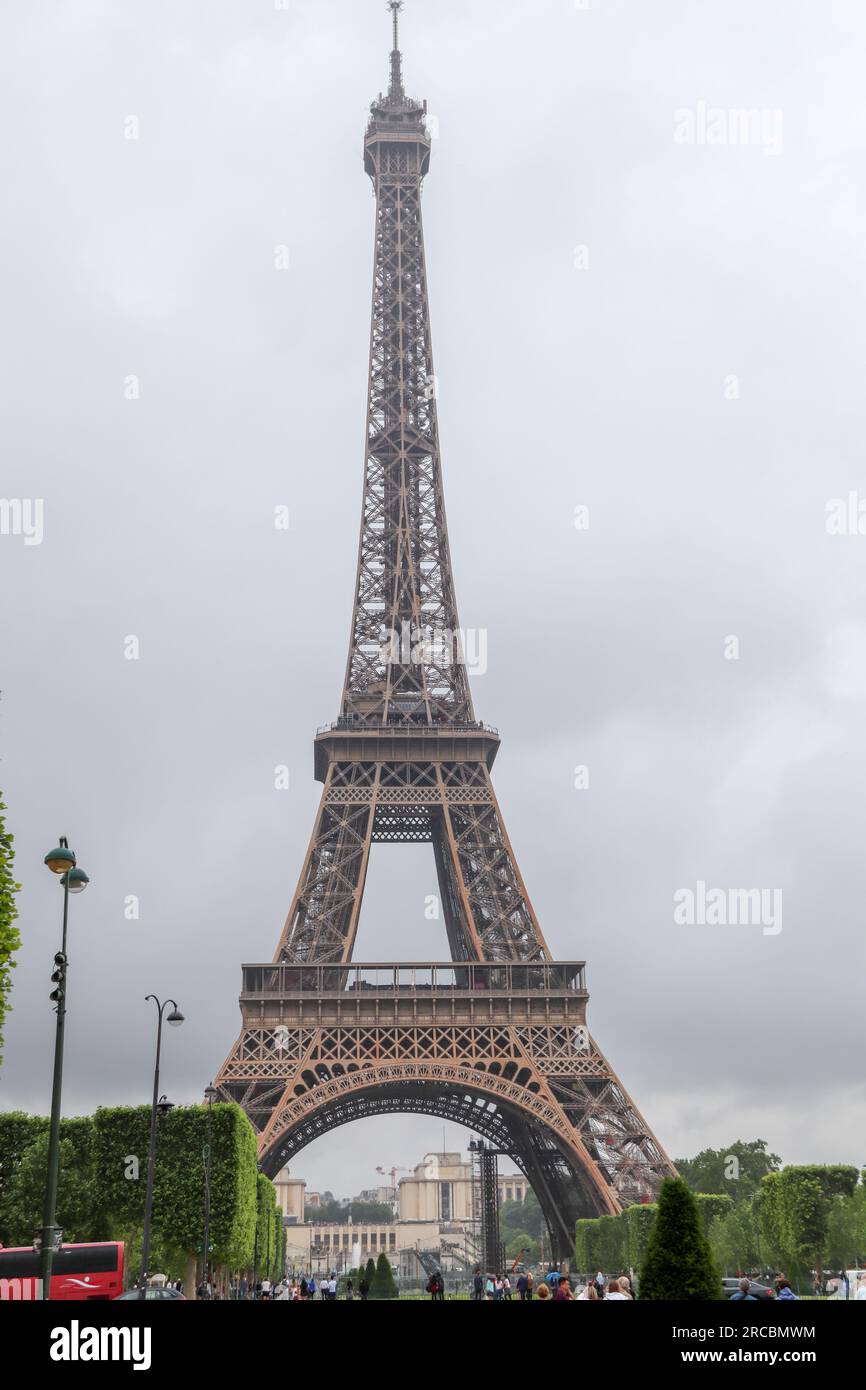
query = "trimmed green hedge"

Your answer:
(254, 1171), (283, 1283)
(1, 1103), (260, 1273)
(575, 1204), (657, 1276)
